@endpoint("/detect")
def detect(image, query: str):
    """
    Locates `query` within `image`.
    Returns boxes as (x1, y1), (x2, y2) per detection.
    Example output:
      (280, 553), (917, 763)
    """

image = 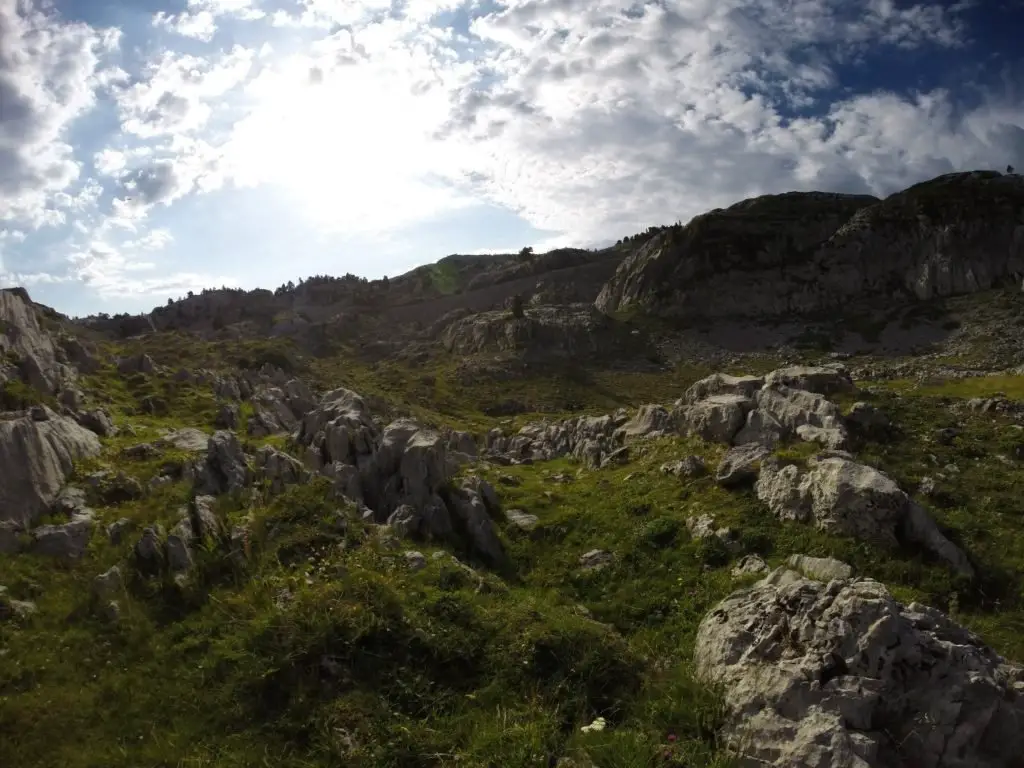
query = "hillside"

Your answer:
(597, 170), (1024, 321)
(4, 168), (1024, 768)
